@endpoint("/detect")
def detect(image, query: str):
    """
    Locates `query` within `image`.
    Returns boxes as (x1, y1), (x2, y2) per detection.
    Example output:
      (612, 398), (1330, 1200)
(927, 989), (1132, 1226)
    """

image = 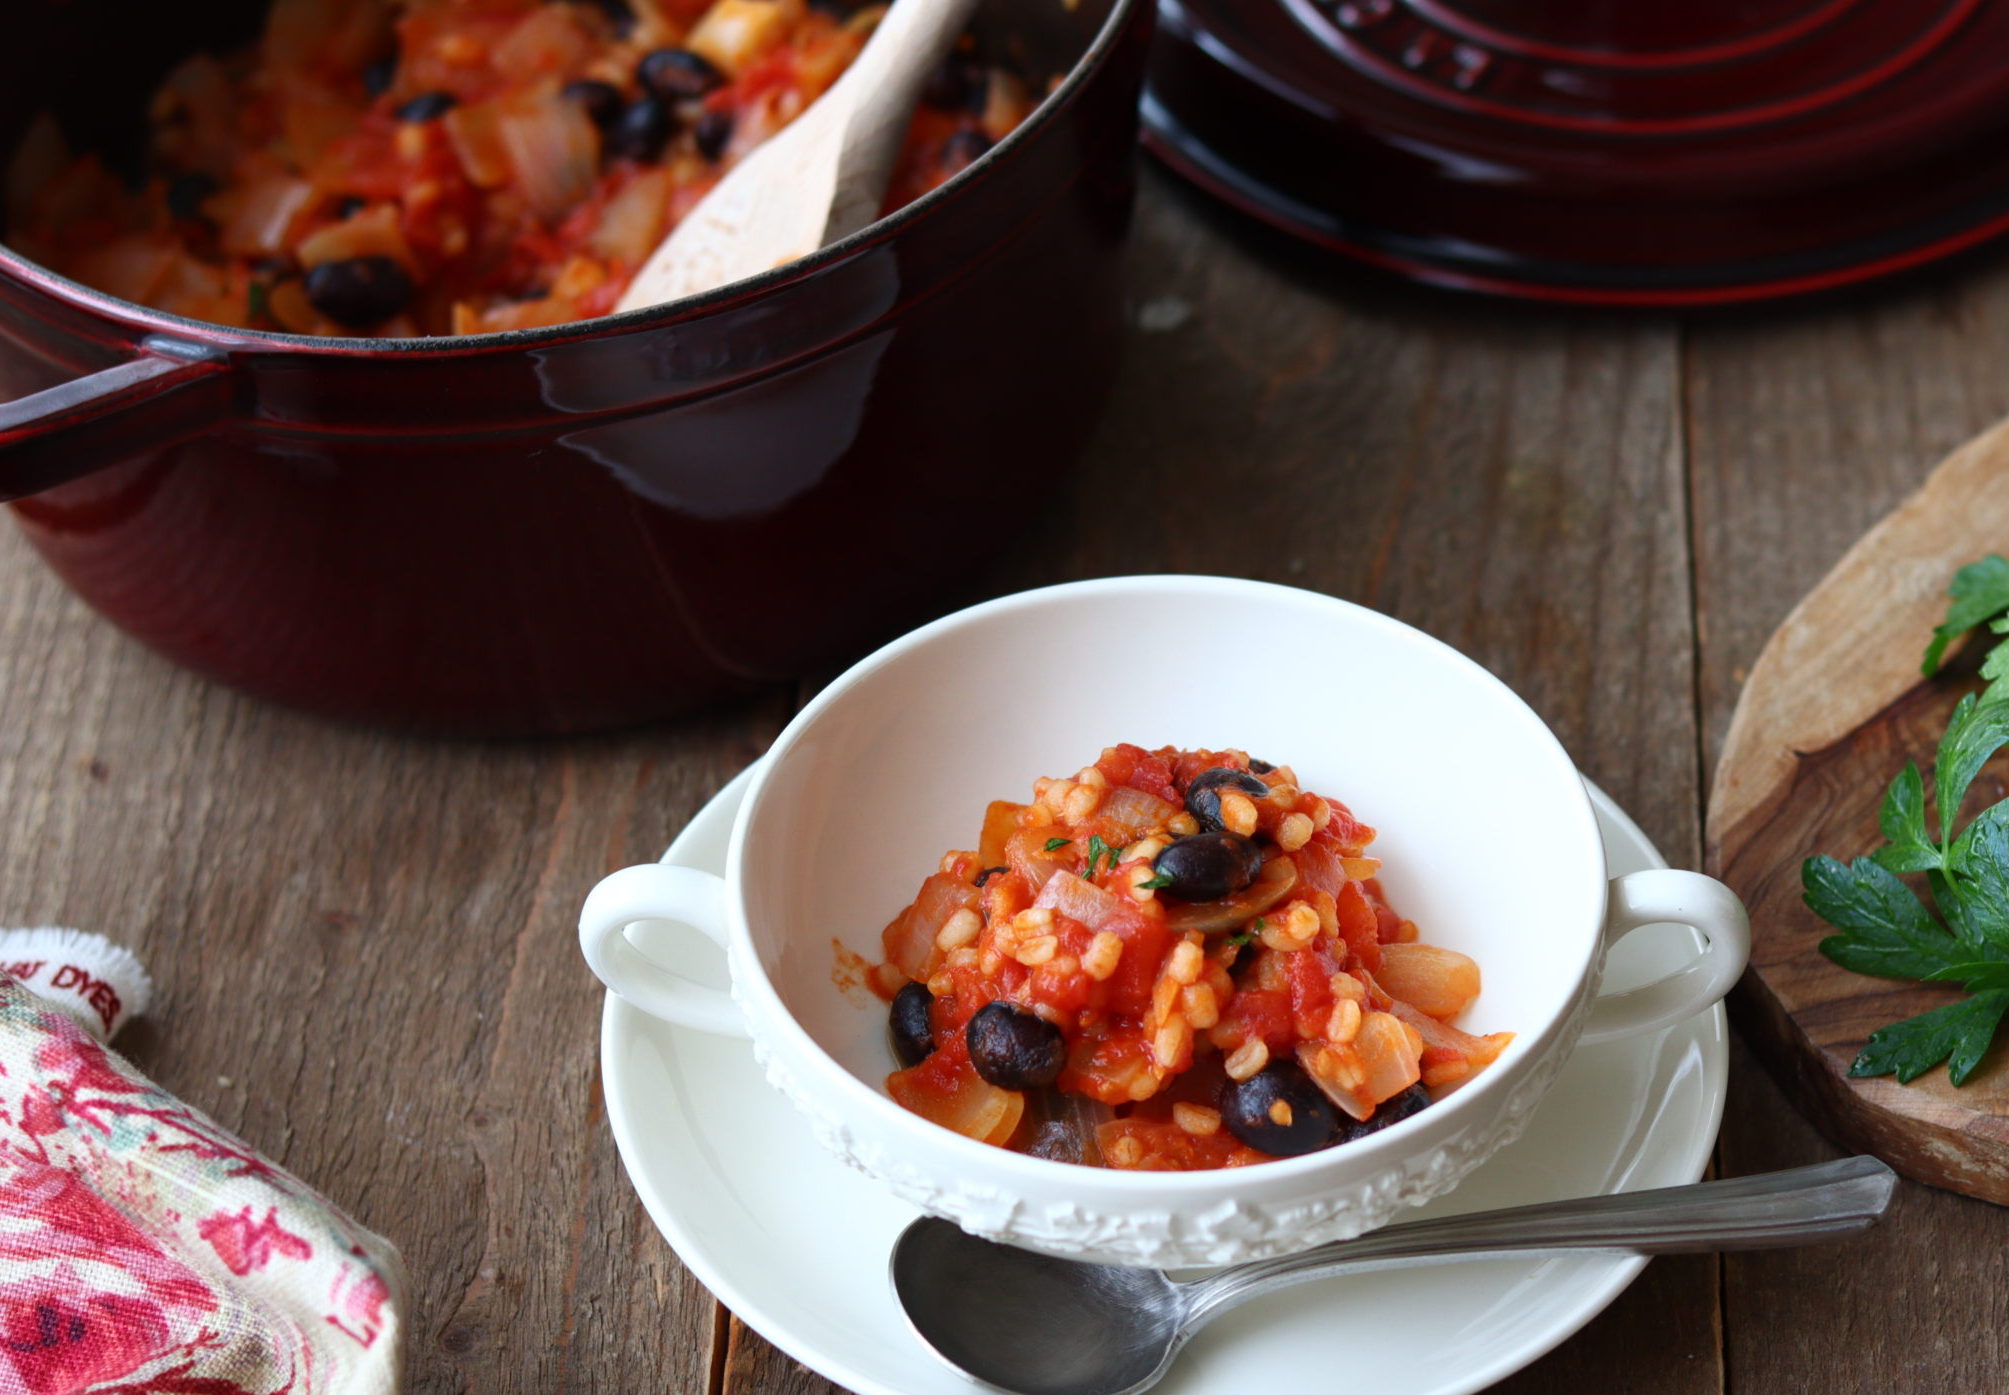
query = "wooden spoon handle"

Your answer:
(822, 0), (983, 242)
